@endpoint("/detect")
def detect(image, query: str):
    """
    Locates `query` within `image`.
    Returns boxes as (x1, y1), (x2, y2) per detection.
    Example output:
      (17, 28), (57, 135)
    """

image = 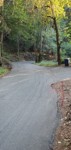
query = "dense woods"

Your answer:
(0, 0), (71, 65)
